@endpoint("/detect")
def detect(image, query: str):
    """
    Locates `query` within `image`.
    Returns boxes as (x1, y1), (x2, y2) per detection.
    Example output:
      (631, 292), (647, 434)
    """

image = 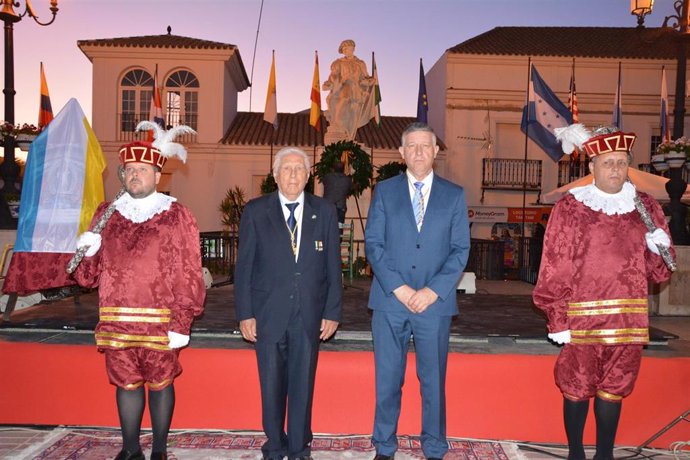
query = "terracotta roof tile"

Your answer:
(221, 112), (445, 150)
(448, 27), (683, 59)
(77, 33), (238, 51)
